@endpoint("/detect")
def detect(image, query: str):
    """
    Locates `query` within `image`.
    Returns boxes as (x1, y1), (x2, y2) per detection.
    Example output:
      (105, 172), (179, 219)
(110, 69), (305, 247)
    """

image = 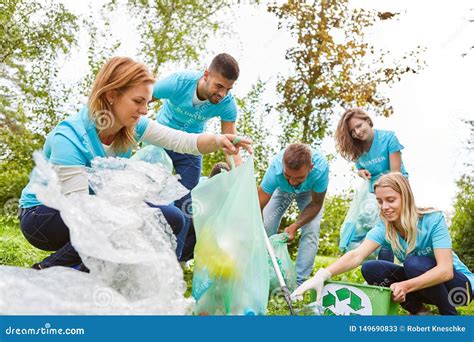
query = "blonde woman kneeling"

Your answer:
(292, 172), (473, 315)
